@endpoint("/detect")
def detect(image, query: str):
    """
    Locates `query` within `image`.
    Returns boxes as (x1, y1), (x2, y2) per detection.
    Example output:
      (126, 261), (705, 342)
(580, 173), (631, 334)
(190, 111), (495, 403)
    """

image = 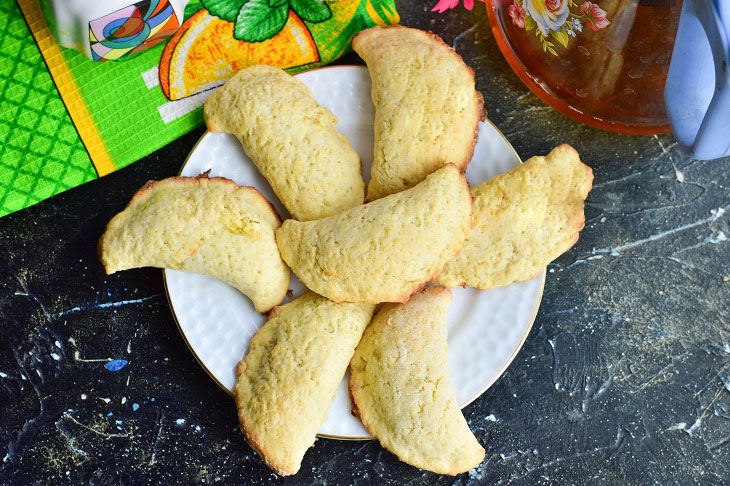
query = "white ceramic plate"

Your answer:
(164, 66), (544, 439)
